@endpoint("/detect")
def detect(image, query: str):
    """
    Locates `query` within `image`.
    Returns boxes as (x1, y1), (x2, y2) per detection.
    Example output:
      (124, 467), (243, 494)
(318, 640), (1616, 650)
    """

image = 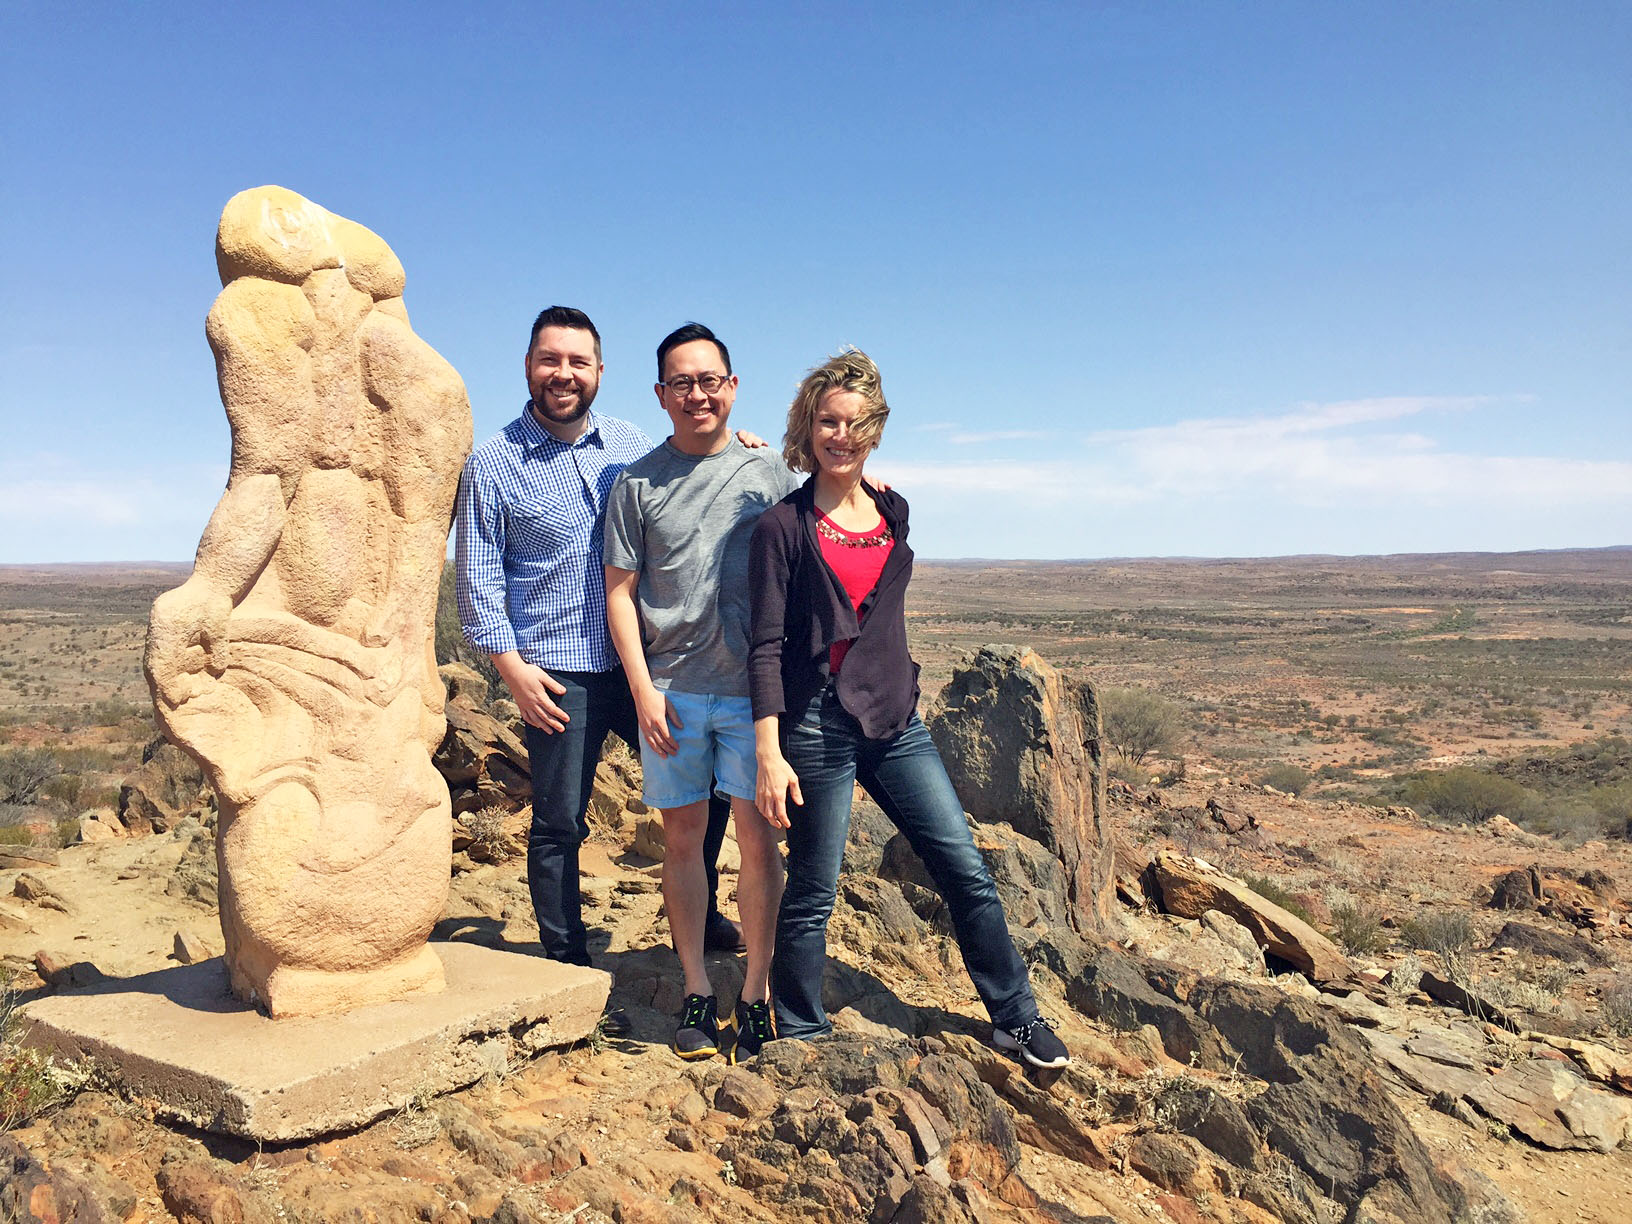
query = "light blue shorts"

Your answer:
(640, 689), (757, 810)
